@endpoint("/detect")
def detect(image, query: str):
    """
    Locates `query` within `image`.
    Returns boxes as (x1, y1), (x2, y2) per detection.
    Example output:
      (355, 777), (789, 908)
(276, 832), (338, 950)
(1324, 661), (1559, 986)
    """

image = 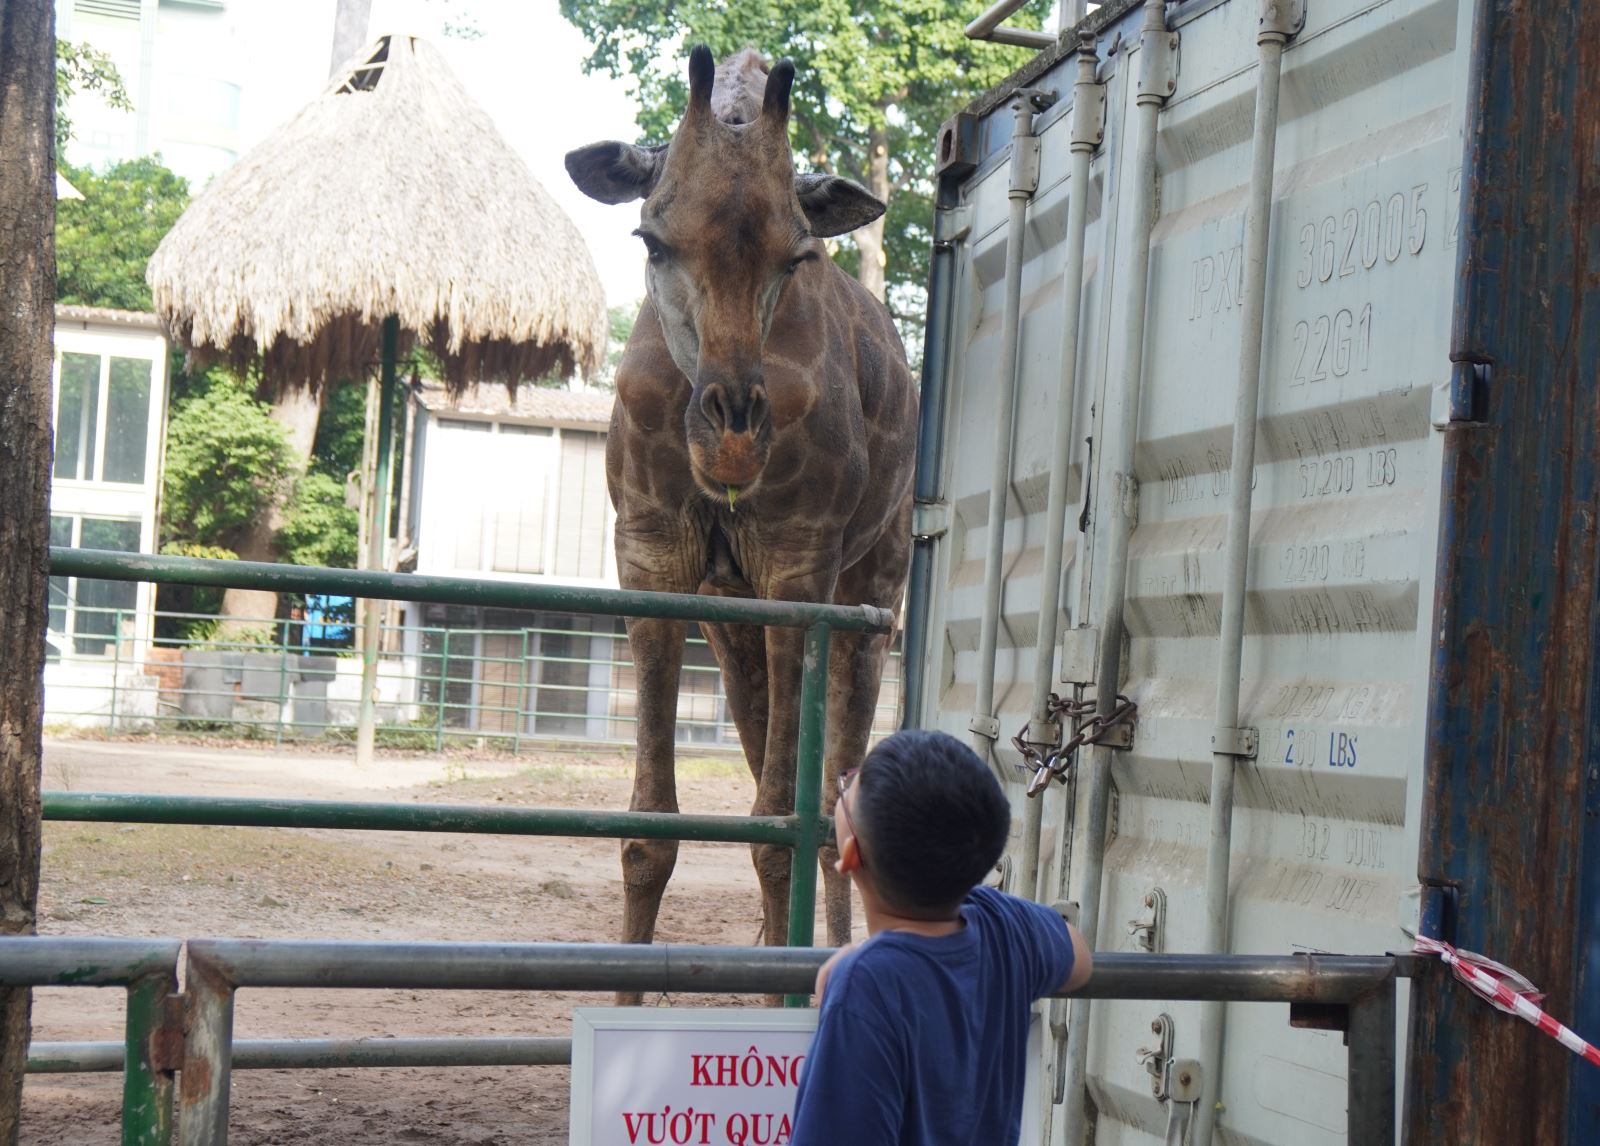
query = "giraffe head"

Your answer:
(566, 46), (885, 501)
